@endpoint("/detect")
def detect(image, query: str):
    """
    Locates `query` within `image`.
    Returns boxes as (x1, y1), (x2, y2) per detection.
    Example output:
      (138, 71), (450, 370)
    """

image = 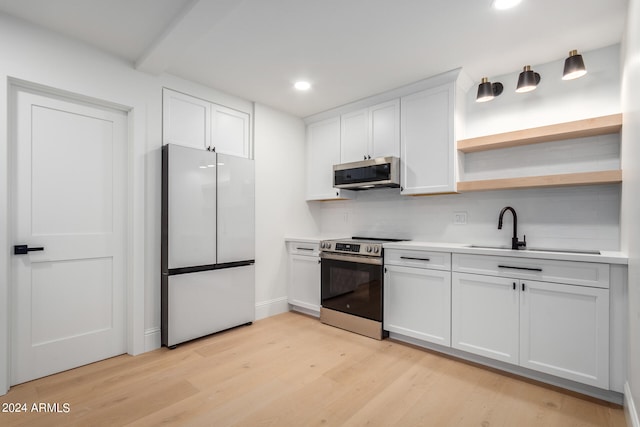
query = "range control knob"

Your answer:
(373, 246), (380, 254)
(320, 242), (325, 249)
(366, 246), (372, 253)
(325, 243), (331, 249)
